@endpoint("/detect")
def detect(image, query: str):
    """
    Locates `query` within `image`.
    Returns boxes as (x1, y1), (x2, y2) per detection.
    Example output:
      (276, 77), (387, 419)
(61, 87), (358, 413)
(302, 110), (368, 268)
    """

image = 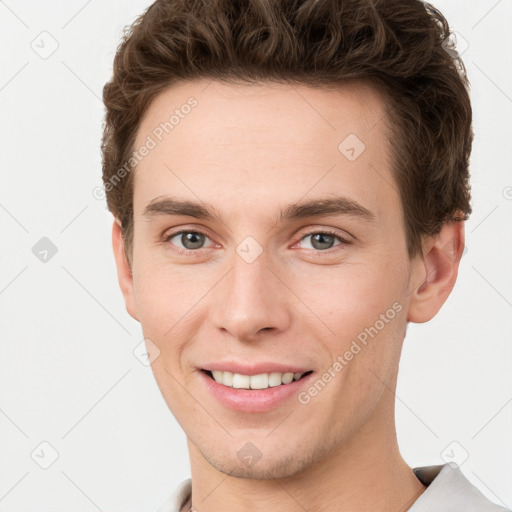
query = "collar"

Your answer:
(156, 464), (509, 512)
(408, 463), (509, 511)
